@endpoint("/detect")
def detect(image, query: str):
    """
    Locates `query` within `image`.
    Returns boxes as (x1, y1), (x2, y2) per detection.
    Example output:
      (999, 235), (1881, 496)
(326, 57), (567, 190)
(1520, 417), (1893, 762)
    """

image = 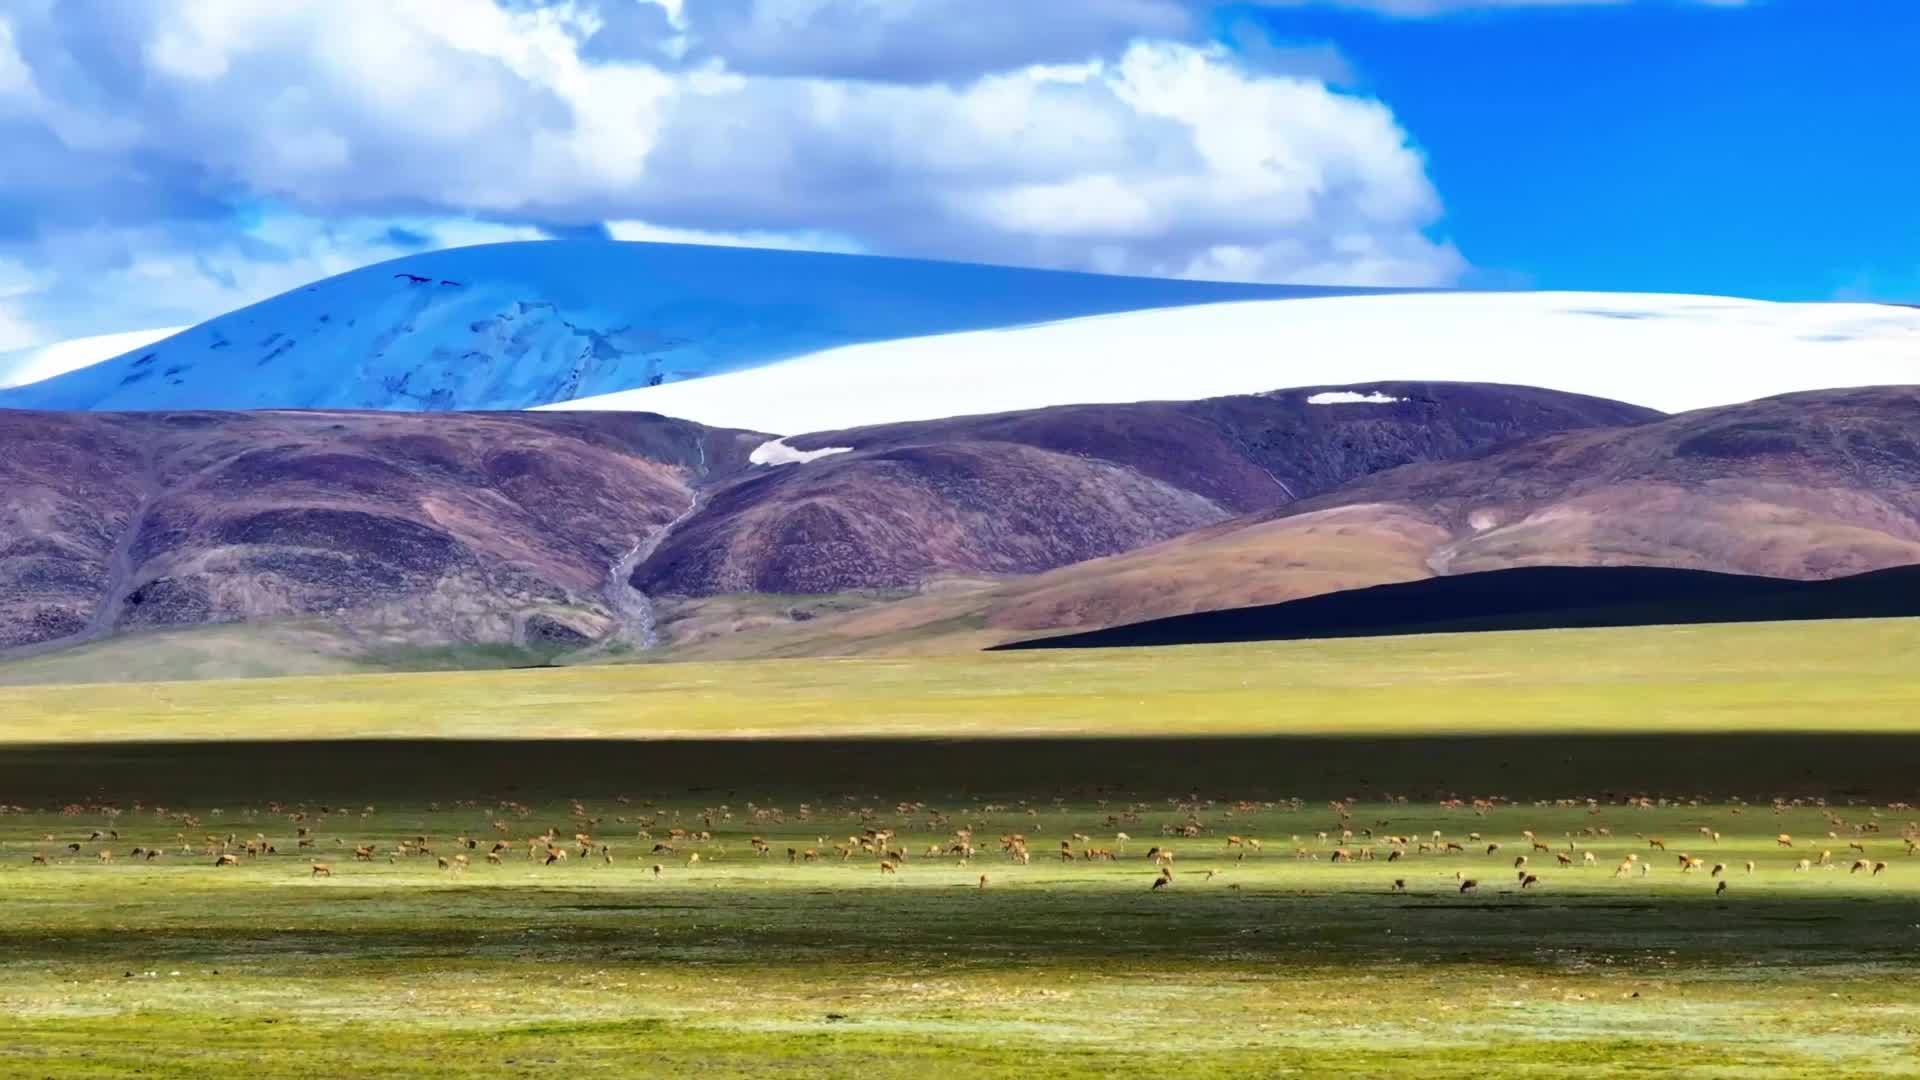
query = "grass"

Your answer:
(4, 616), (1920, 743)
(1, 784), (1917, 1077)
(3, 617), (1920, 1075)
